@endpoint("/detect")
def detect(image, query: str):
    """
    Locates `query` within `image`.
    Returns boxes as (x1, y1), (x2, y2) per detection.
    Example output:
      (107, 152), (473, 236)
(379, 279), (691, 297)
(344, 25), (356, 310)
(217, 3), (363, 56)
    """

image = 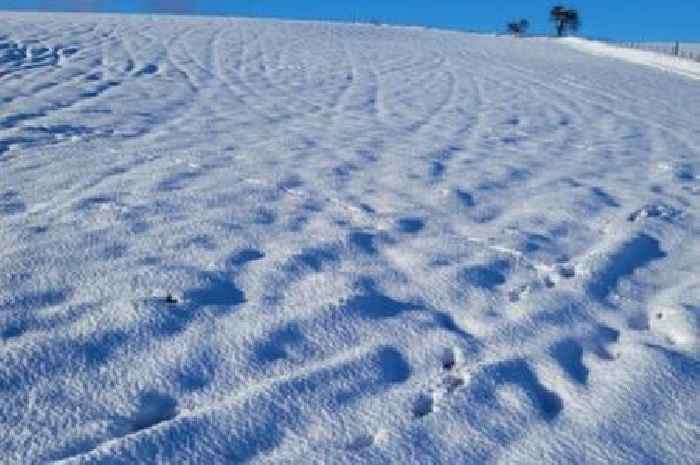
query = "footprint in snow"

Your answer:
(134, 63), (159, 77)
(586, 233), (666, 302)
(0, 191), (26, 216)
(509, 261), (575, 302)
(508, 284), (531, 303)
(413, 393), (434, 419)
(459, 259), (510, 291)
(549, 338), (589, 385)
(627, 203), (681, 223)
(412, 347), (467, 420)
(397, 217), (425, 234)
(591, 324), (621, 361)
(128, 391), (178, 433)
(546, 262), (577, 287)
(346, 432), (375, 451)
